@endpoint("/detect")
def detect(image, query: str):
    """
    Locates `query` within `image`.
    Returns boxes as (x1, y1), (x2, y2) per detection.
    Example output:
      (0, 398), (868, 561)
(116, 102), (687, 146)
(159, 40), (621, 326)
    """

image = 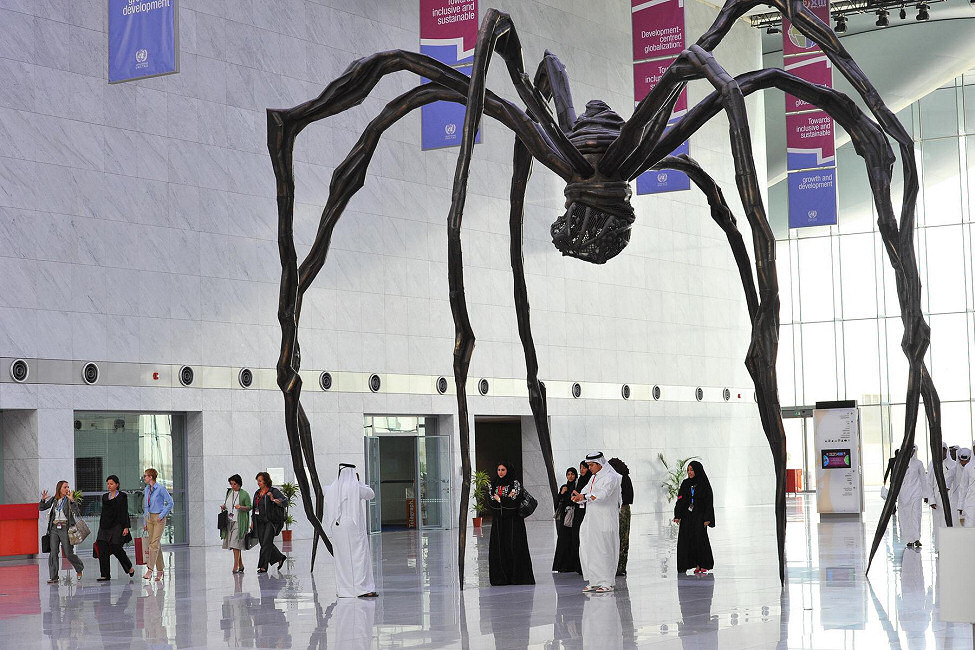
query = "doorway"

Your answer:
(363, 416), (451, 534)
